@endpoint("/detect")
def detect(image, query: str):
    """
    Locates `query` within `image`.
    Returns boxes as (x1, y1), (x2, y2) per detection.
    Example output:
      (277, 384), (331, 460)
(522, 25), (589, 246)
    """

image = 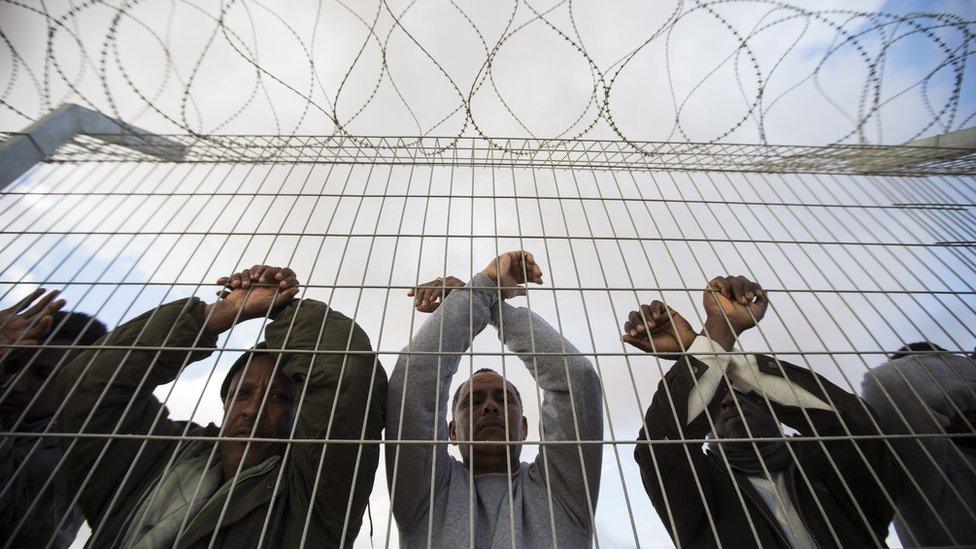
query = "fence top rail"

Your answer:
(4, 132), (975, 176)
